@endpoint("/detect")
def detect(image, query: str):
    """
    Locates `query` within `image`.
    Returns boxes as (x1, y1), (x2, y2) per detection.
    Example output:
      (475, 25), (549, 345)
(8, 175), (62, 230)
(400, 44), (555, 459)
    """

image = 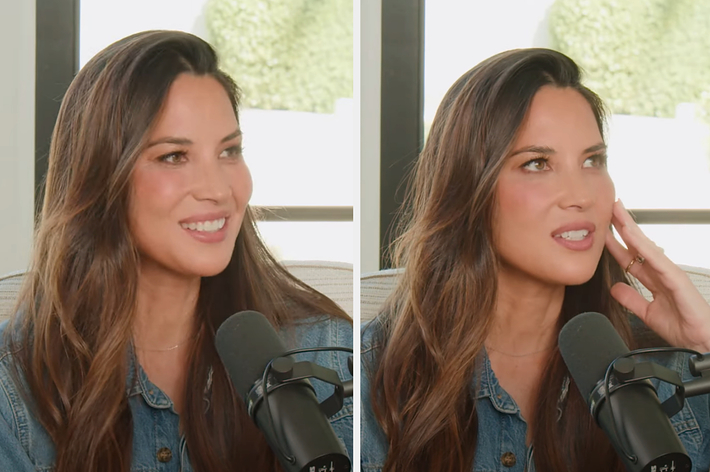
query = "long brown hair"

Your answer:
(8, 30), (349, 472)
(368, 48), (643, 472)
